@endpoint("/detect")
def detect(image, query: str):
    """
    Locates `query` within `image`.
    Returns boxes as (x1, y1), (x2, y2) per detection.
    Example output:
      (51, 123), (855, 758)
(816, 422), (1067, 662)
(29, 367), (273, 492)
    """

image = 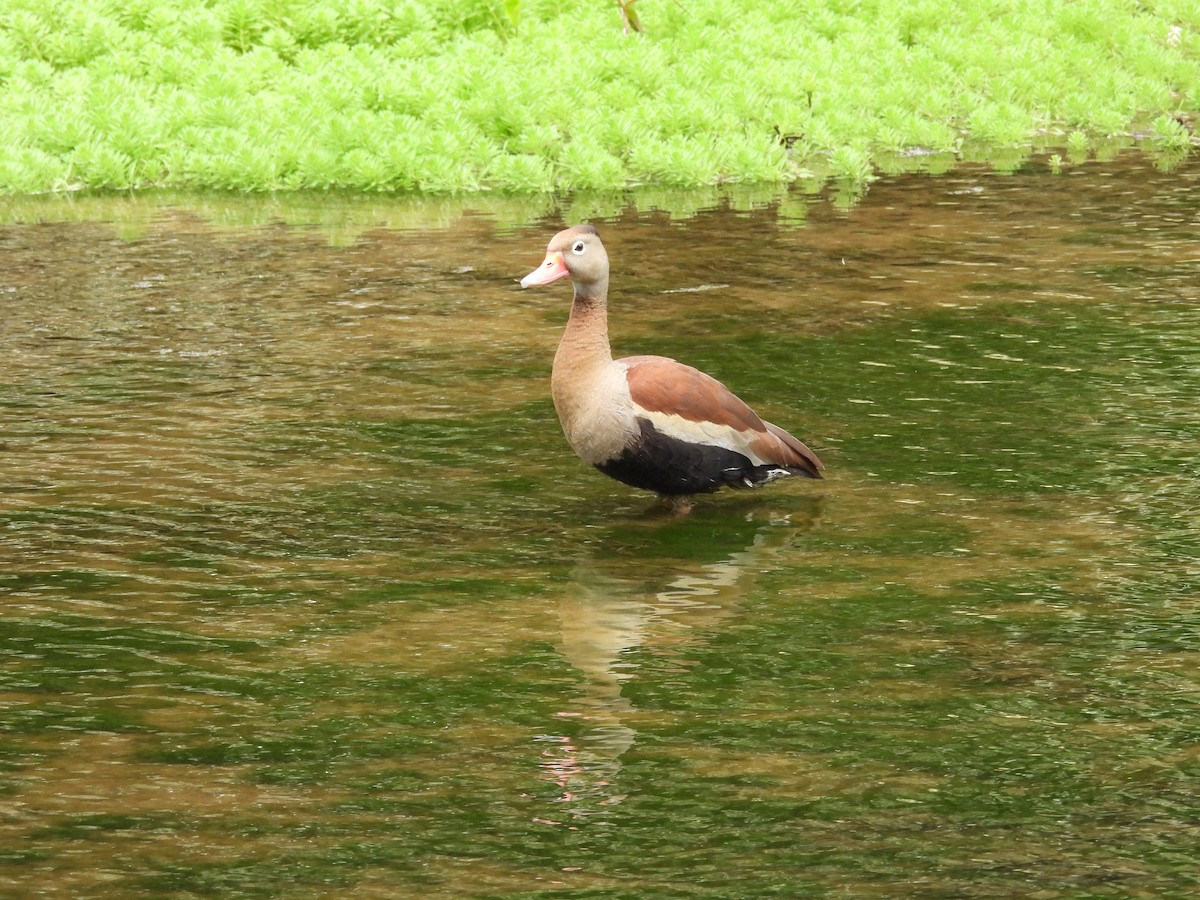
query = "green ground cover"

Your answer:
(0, 0), (1196, 194)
